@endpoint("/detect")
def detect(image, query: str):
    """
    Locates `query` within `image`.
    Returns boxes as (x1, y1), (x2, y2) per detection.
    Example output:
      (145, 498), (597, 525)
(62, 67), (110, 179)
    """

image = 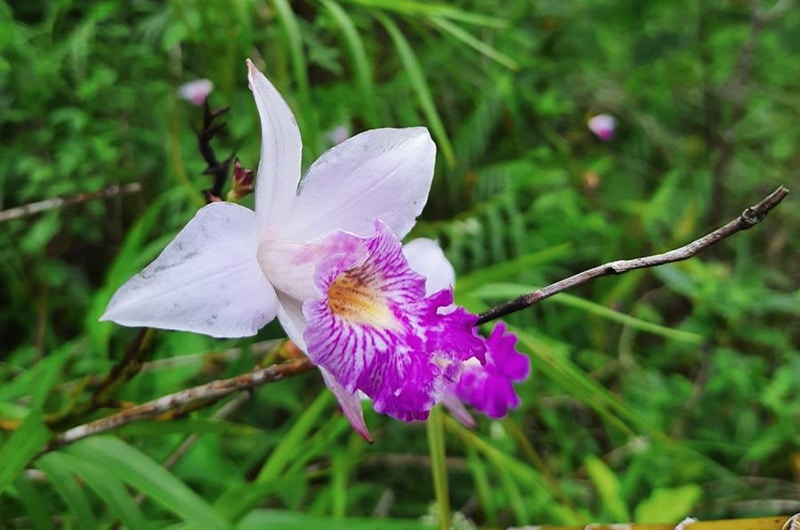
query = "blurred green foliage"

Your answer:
(1, 0), (799, 528)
